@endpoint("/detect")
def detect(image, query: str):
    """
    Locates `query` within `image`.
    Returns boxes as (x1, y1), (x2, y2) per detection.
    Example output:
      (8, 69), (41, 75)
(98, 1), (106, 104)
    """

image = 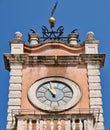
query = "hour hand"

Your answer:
(49, 82), (56, 96)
